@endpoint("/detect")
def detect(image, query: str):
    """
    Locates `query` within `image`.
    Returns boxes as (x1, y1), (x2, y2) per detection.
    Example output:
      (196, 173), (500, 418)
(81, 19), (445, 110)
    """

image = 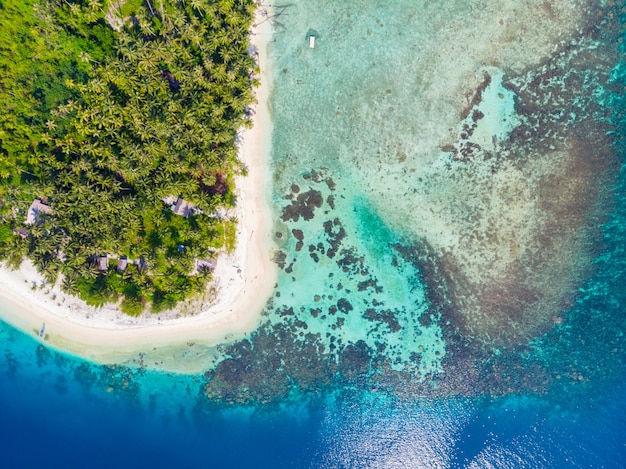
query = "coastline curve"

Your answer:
(0, 7), (277, 374)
